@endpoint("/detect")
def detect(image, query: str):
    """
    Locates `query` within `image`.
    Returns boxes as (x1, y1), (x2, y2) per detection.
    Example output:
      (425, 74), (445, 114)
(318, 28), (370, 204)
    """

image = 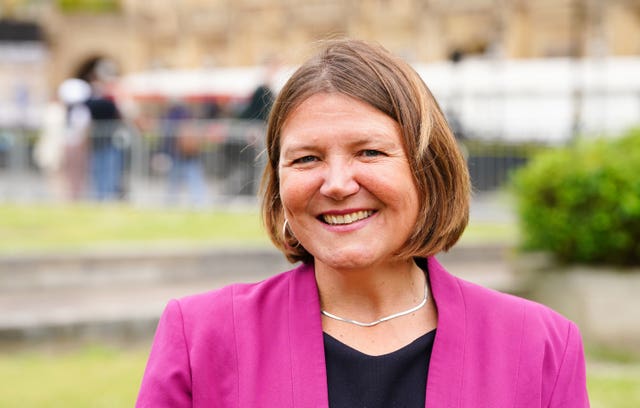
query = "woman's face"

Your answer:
(278, 92), (420, 271)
